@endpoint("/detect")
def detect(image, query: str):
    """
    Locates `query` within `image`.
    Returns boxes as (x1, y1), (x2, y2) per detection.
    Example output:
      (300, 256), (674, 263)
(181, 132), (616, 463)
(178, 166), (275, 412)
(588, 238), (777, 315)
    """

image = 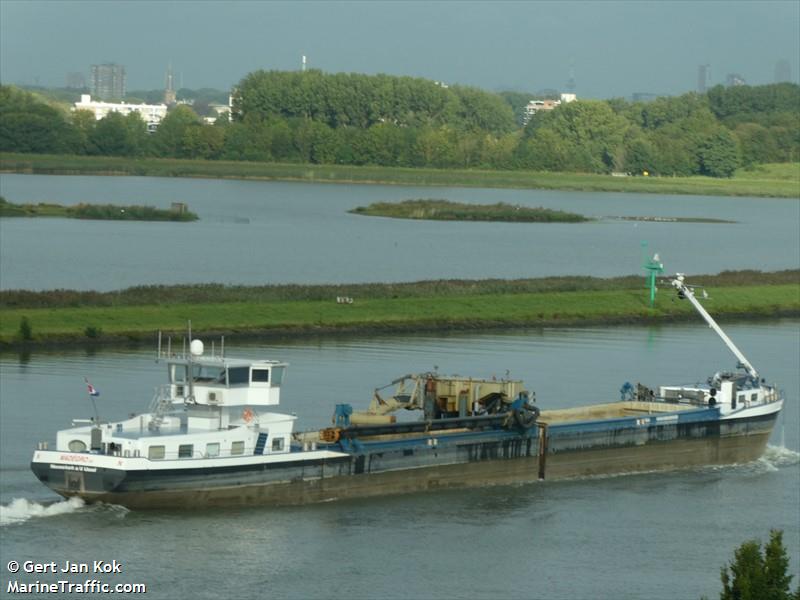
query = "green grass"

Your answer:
(2, 153), (798, 198)
(0, 197), (198, 221)
(2, 282), (797, 346)
(733, 162), (800, 182)
(3, 270), (796, 309)
(350, 199), (589, 222)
